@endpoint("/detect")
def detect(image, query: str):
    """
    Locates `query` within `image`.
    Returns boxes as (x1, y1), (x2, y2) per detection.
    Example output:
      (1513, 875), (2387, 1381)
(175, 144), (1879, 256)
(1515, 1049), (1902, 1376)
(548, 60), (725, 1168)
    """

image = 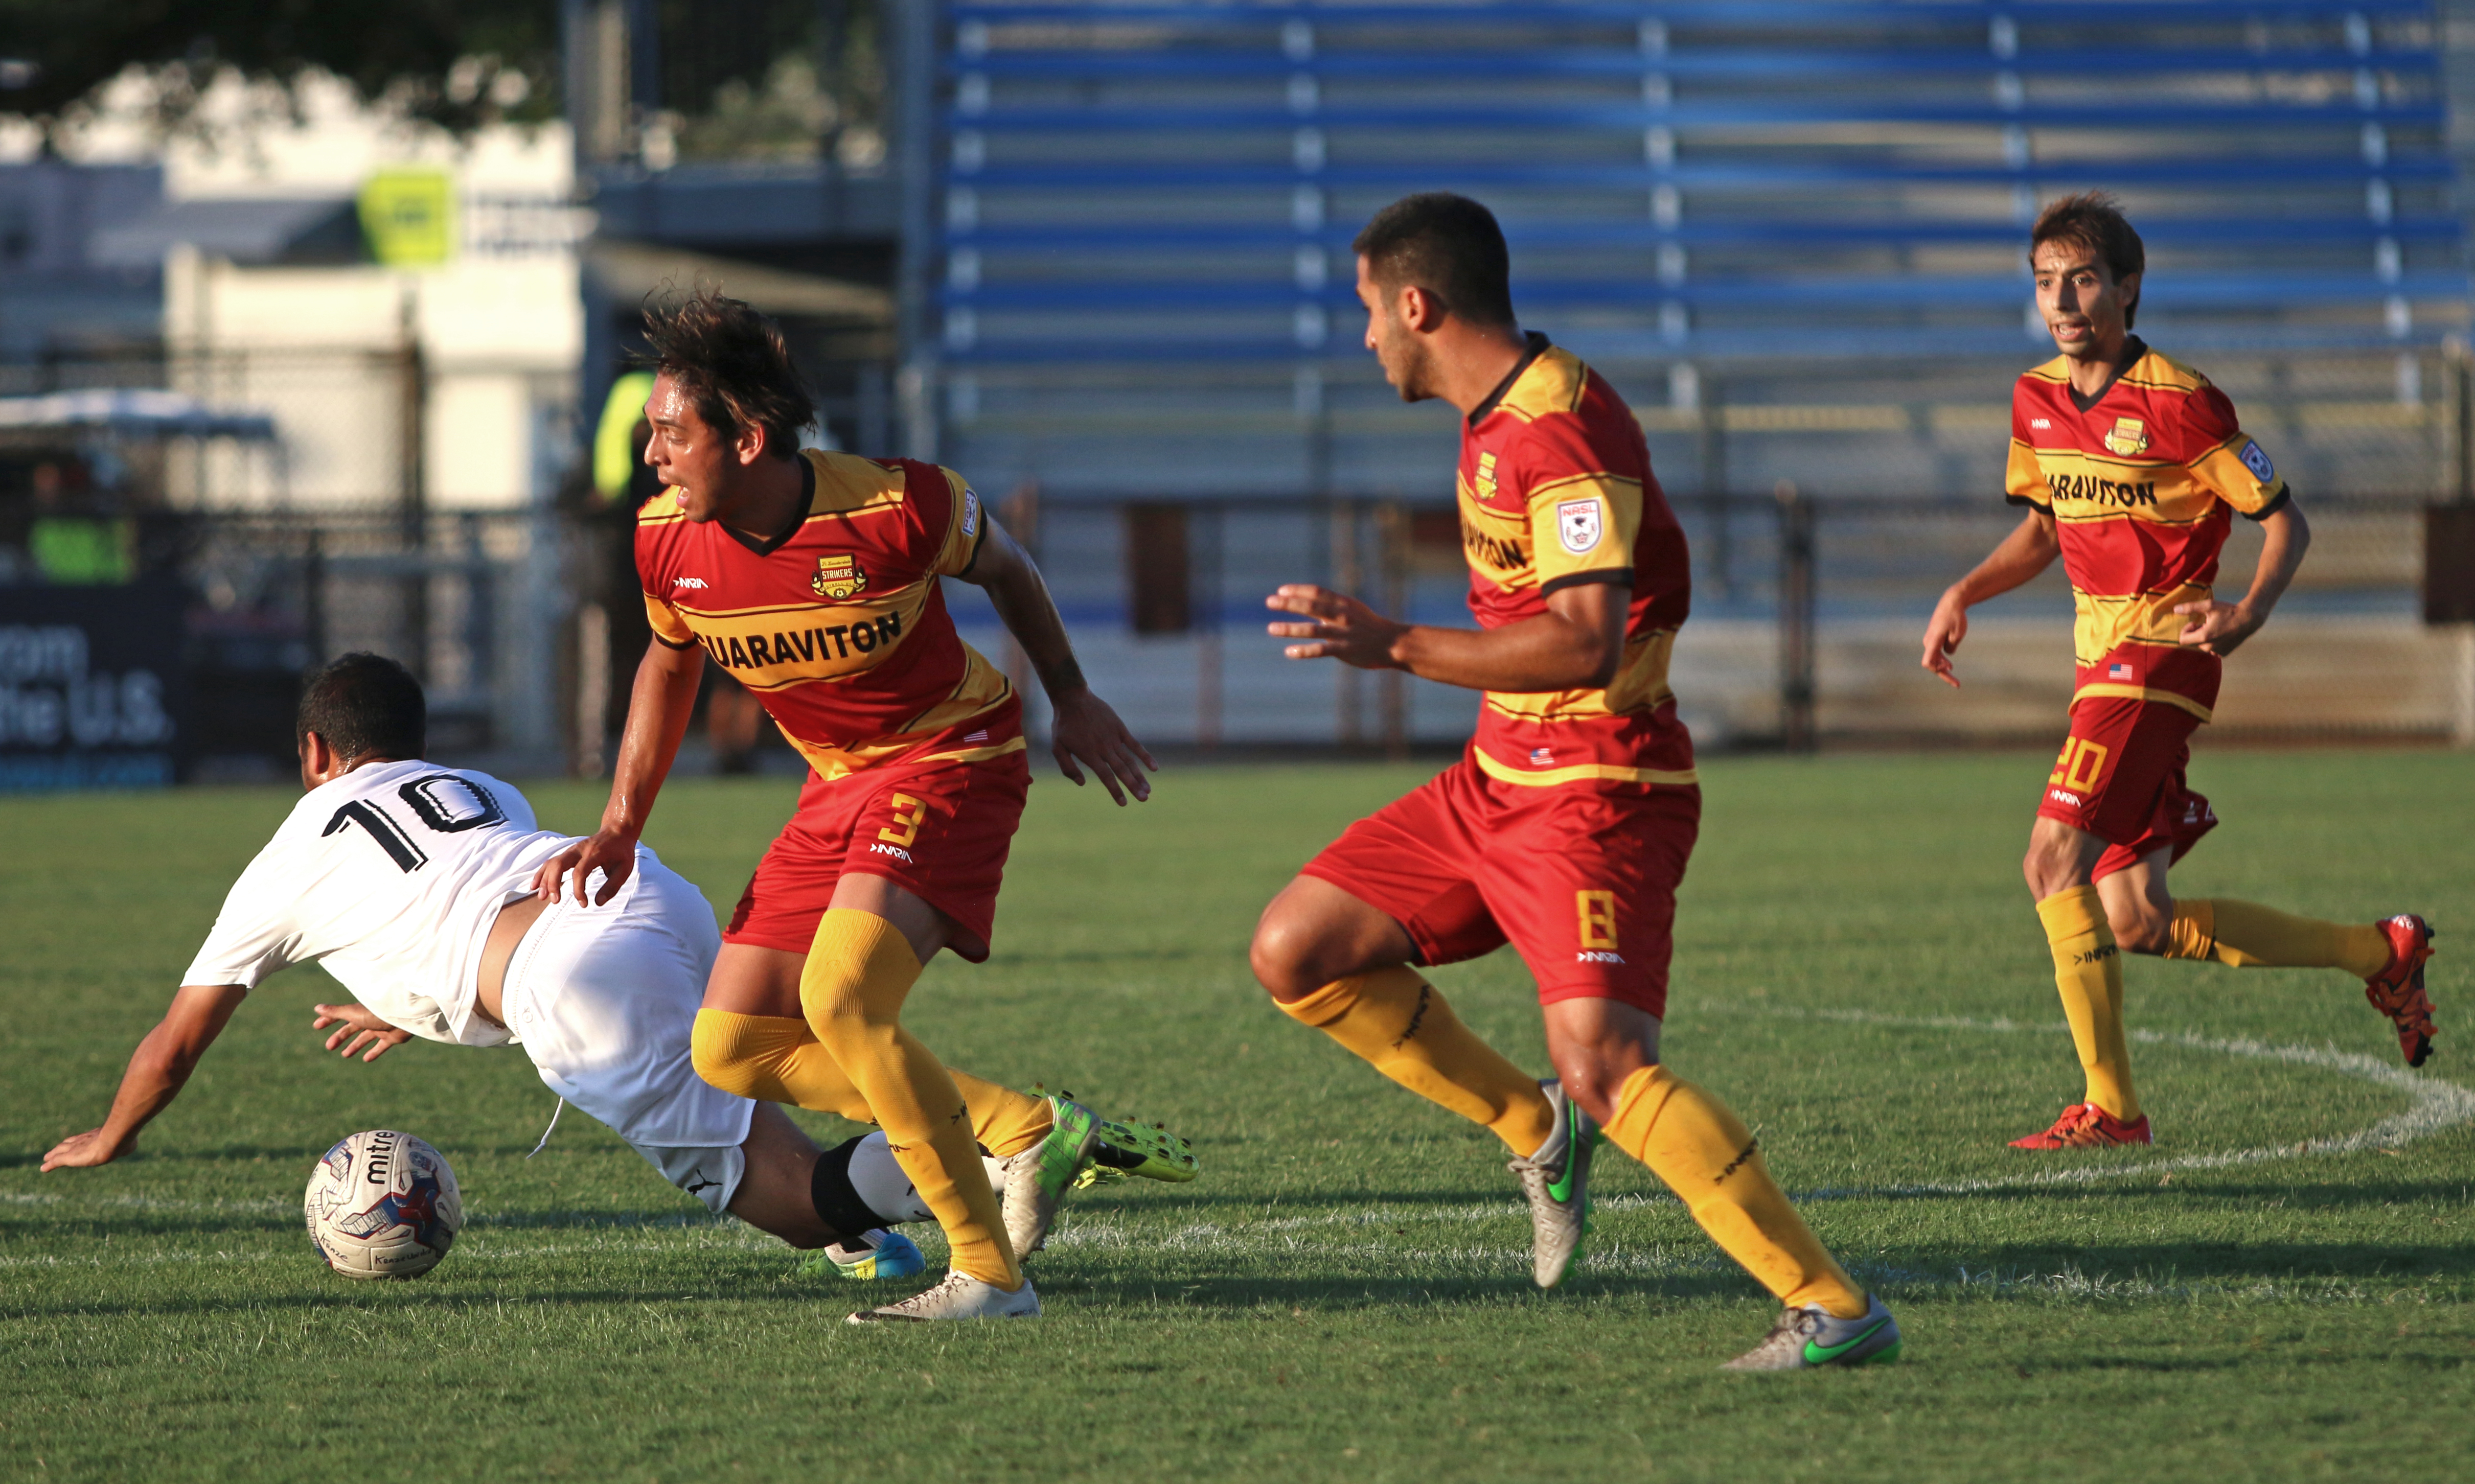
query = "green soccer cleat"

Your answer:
(795, 1228), (926, 1282)
(1506, 1079), (1598, 1289)
(1000, 1093), (1100, 1257)
(1076, 1117), (1200, 1190)
(1721, 1295), (1904, 1372)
